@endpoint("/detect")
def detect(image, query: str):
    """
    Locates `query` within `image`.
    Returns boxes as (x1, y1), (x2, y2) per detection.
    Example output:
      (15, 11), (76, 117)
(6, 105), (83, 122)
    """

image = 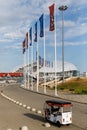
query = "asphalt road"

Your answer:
(0, 83), (87, 130)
